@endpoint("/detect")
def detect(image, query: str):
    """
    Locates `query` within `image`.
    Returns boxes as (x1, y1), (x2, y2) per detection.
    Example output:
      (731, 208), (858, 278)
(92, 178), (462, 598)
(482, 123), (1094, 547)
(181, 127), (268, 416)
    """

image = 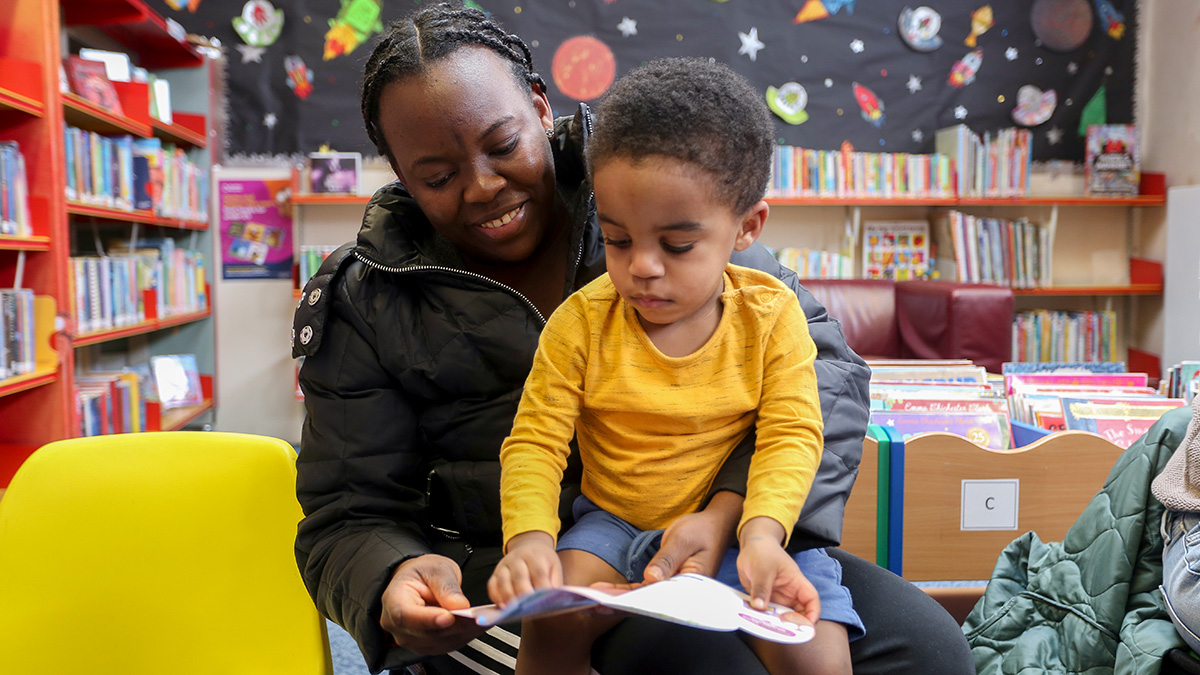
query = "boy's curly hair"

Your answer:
(588, 57), (774, 215)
